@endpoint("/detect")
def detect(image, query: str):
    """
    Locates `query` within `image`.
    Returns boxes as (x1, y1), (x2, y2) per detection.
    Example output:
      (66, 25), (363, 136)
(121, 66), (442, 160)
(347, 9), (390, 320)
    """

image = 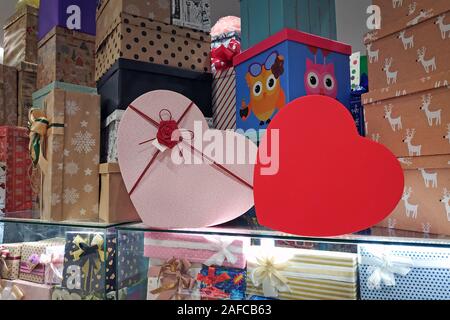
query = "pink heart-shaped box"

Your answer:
(117, 90), (256, 229)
